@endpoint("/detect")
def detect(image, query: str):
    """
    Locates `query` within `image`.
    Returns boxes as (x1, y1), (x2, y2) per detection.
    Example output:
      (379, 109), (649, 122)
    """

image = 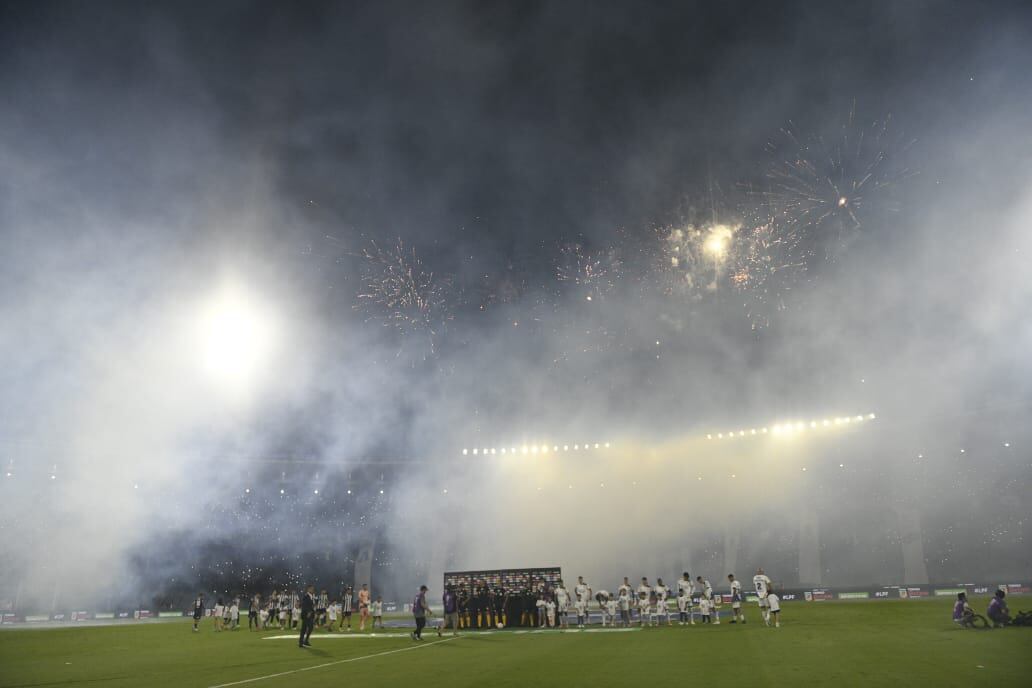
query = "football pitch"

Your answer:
(1, 598), (1028, 687)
